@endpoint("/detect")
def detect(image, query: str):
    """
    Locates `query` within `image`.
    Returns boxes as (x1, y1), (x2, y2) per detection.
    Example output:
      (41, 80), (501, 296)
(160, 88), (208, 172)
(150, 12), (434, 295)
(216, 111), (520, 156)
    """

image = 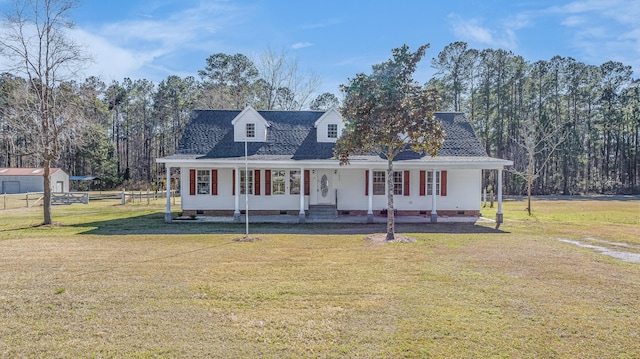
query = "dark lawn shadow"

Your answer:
(74, 213), (508, 235)
(507, 195), (640, 202)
